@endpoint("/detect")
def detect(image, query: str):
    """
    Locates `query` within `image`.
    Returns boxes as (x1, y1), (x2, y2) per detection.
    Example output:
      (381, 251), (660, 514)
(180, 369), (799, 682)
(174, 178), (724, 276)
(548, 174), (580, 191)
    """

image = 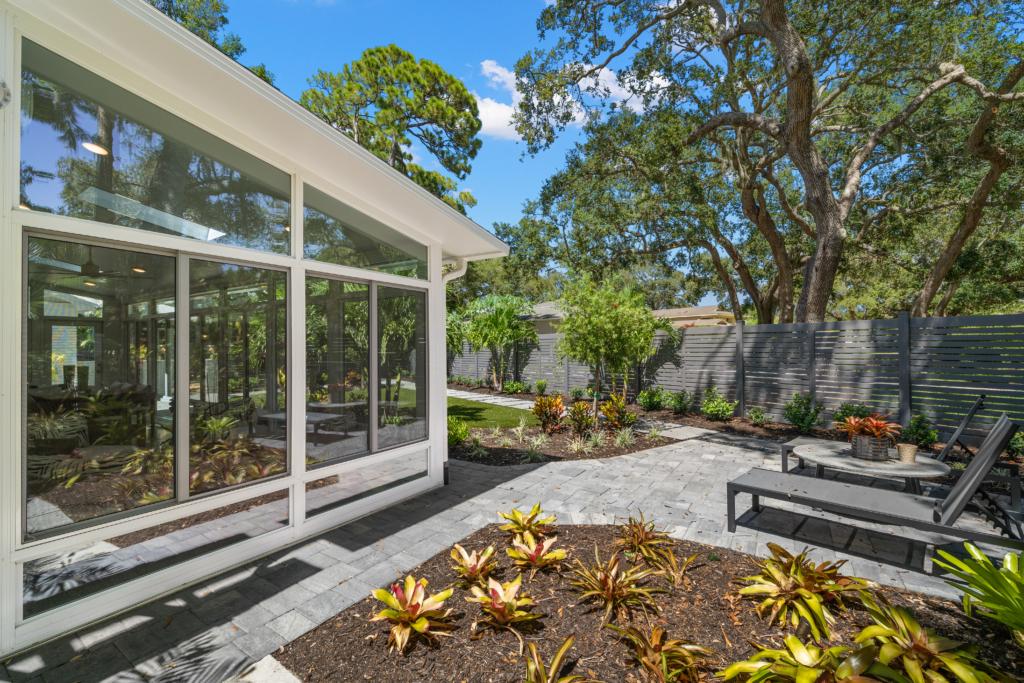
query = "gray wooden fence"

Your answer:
(448, 311), (1024, 445)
